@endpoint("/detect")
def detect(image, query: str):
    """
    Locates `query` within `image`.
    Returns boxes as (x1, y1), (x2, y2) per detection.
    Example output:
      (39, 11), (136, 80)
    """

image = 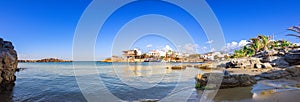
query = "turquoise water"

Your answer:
(9, 62), (202, 102)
